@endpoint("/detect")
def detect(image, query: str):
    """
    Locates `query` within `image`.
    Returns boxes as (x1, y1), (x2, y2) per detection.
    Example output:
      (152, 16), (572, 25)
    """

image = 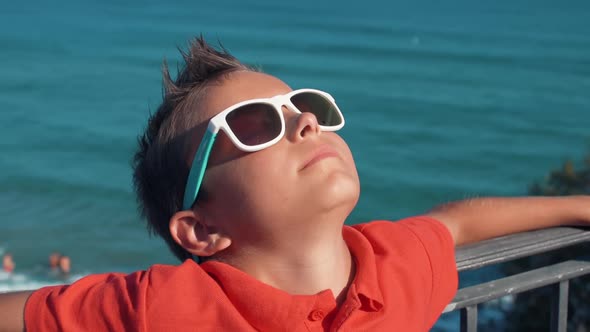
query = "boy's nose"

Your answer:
(288, 111), (321, 142)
